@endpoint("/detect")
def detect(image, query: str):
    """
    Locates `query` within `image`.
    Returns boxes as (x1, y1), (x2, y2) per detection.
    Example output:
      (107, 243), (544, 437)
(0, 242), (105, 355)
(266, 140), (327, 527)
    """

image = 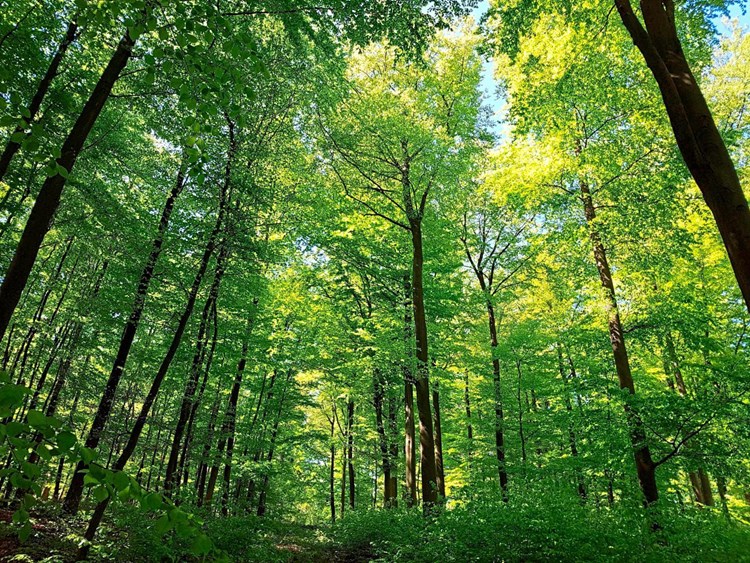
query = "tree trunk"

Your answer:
(220, 303), (257, 516)
(77, 165), (228, 560)
(464, 372), (473, 441)
(329, 410), (336, 524)
(408, 217), (438, 508)
(516, 359), (527, 464)
(387, 392), (398, 506)
(403, 276), (417, 507)
(373, 371), (390, 506)
(580, 180), (658, 505)
(64, 162), (185, 514)
(432, 382), (445, 499)
(347, 398), (355, 509)
(256, 372), (291, 517)
(0, 18), (80, 181)
(0, 18), (143, 342)
(663, 332), (712, 506)
(164, 236), (228, 495)
(557, 345), (586, 500)
(615, 0), (750, 314)
(487, 299), (509, 500)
